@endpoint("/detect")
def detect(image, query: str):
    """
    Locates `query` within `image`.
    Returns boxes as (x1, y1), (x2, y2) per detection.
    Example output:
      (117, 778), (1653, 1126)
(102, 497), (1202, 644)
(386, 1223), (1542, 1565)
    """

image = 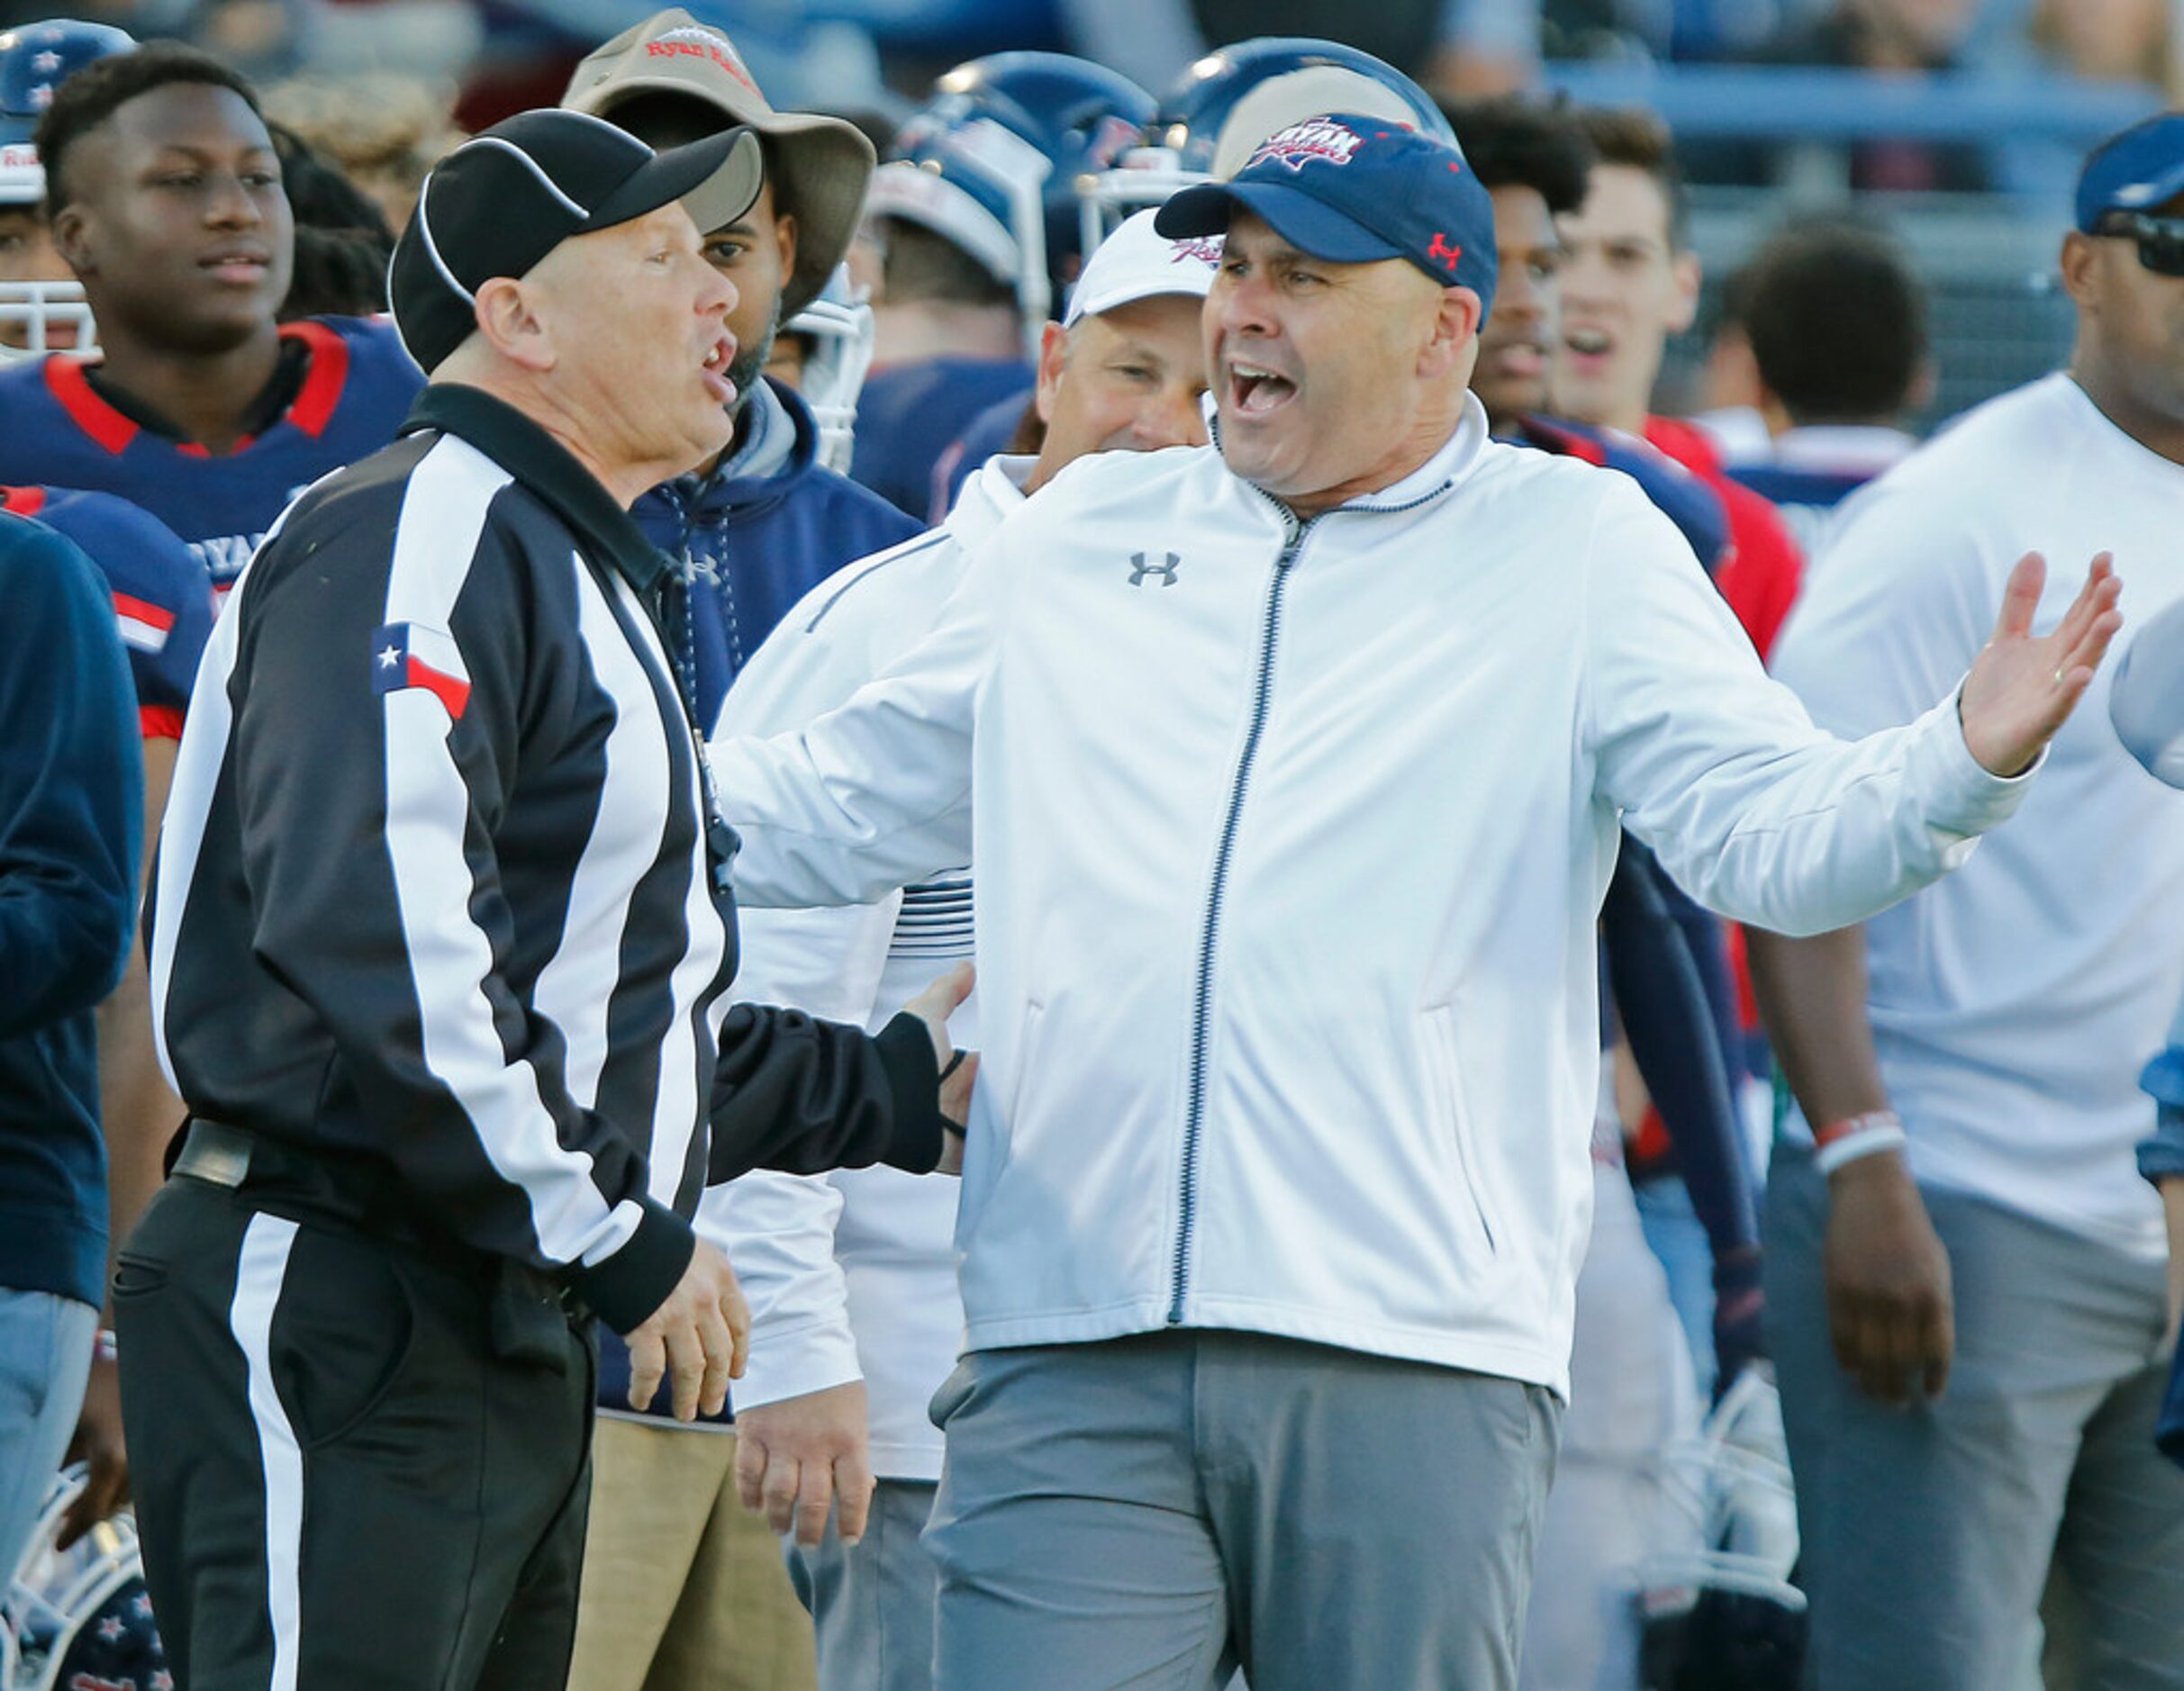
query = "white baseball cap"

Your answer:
(1061, 208), (1222, 328)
